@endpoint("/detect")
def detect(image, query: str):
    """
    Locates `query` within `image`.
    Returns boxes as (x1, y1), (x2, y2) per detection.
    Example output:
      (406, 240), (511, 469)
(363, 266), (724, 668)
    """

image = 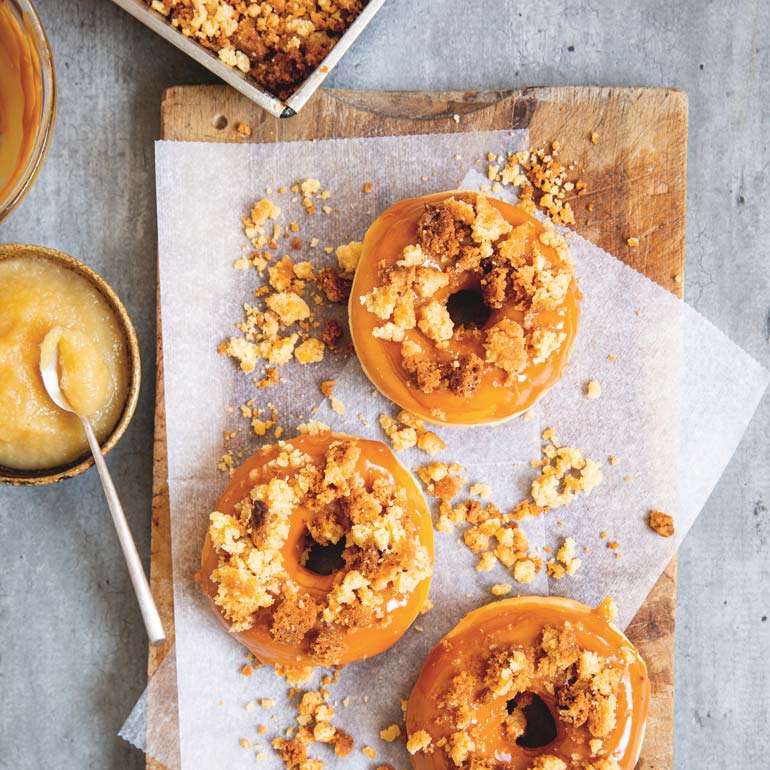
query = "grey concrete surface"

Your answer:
(0, 0), (767, 768)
